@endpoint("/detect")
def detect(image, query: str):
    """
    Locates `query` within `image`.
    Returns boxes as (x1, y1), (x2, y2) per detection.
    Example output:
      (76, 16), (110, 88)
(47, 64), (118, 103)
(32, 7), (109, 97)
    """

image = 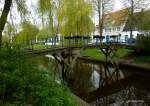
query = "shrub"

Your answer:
(136, 34), (150, 53)
(0, 49), (78, 106)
